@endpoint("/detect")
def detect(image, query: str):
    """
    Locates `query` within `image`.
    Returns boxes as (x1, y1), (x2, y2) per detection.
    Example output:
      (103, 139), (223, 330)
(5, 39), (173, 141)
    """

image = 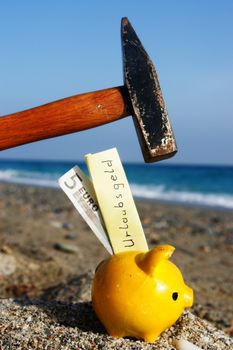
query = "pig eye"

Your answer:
(172, 292), (178, 301)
